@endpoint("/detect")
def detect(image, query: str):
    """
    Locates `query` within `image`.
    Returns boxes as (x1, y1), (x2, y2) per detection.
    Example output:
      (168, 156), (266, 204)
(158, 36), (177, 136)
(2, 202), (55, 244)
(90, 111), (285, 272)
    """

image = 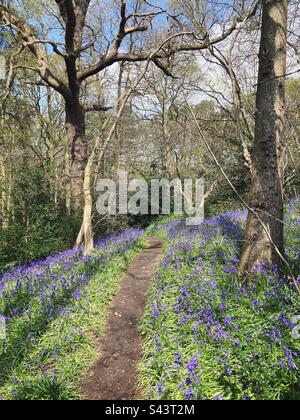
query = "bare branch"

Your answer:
(78, 1), (260, 82)
(0, 4), (69, 97)
(83, 104), (112, 112)
(152, 58), (176, 78)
